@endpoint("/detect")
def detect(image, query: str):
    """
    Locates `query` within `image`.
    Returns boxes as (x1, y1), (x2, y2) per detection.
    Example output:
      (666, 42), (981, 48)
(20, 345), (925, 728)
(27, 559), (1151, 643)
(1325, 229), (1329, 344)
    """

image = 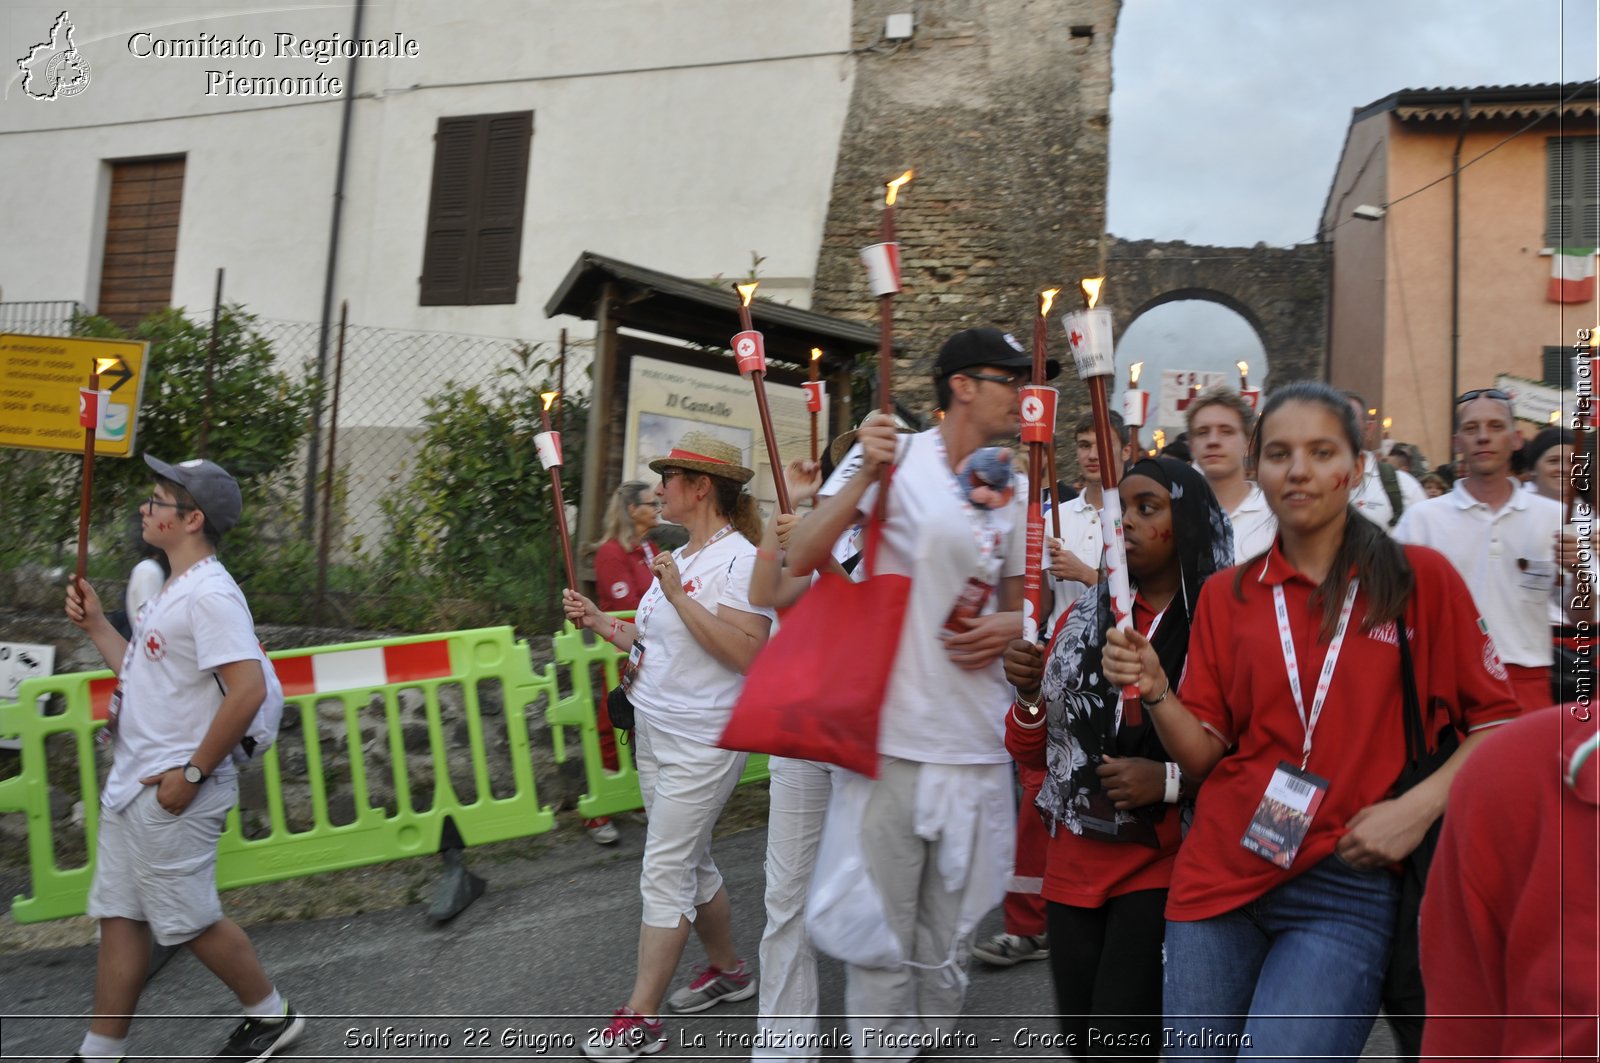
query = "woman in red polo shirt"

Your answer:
(1102, 381), (1521, 1059)
(585, 481), (661, 844)
(1002, 455), (1233, 1057)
